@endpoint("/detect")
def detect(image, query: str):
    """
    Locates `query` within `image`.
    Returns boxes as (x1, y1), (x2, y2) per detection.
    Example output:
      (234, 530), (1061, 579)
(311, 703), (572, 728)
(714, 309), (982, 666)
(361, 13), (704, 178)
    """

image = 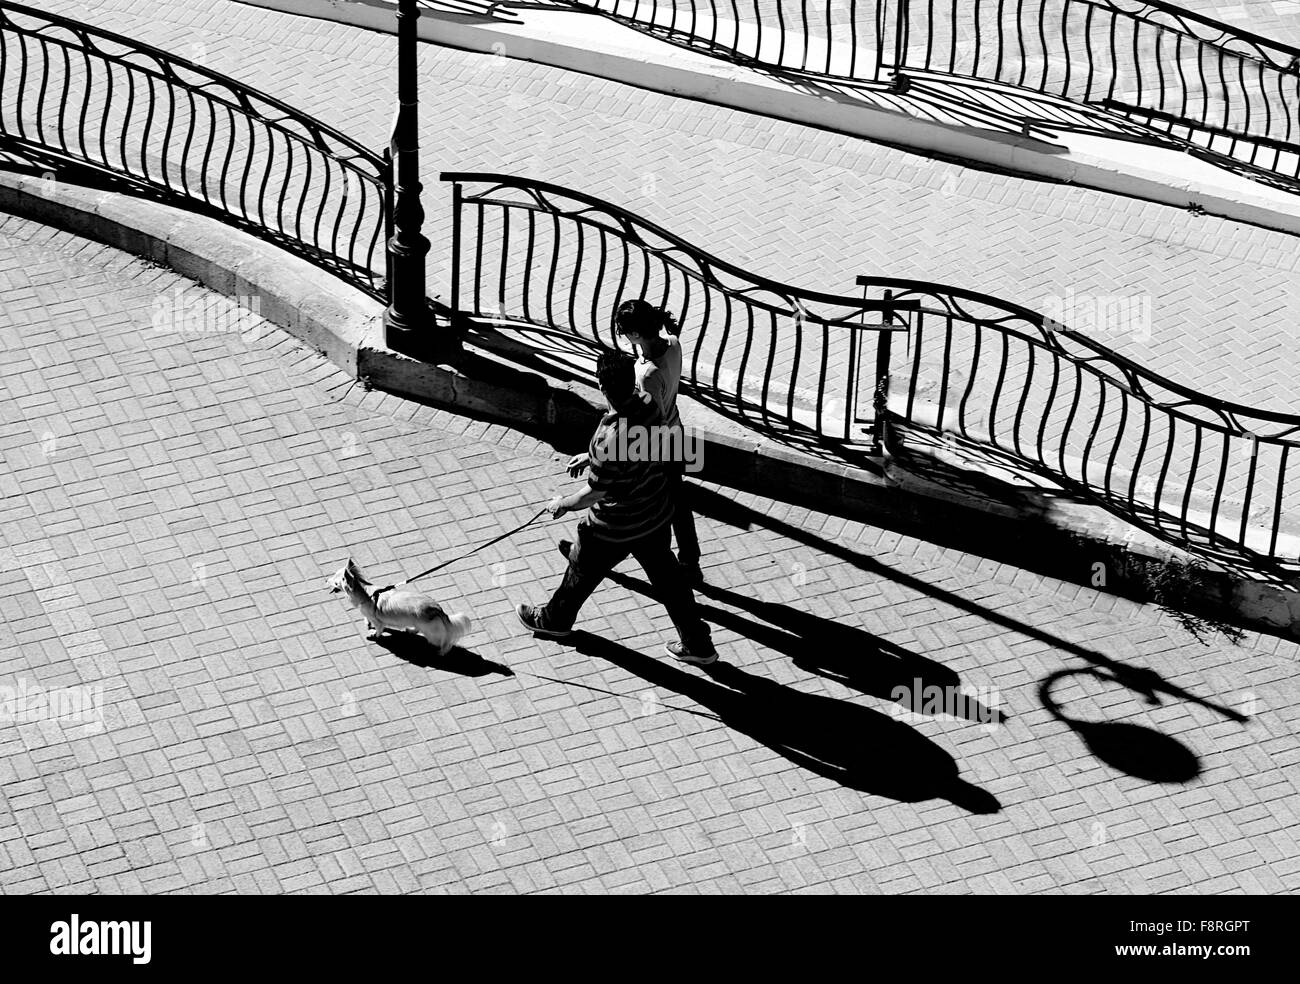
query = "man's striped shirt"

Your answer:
(585, 394), (675, 542)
